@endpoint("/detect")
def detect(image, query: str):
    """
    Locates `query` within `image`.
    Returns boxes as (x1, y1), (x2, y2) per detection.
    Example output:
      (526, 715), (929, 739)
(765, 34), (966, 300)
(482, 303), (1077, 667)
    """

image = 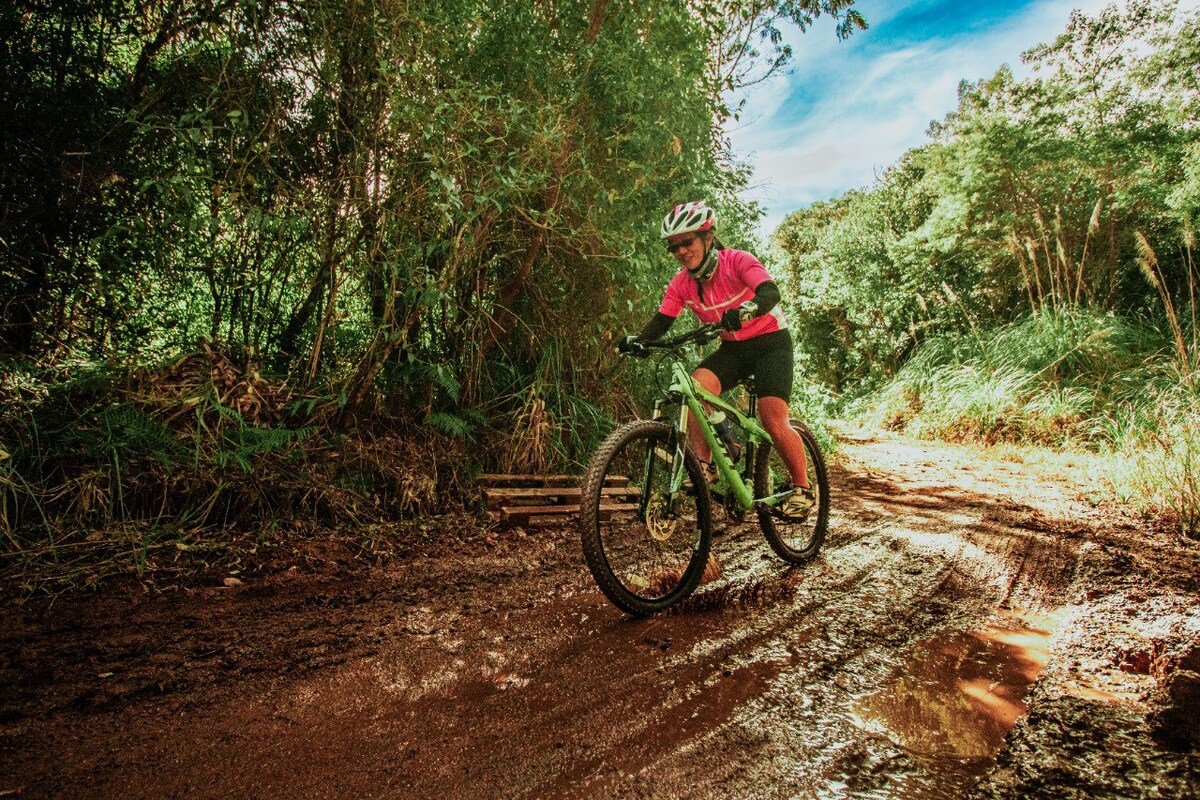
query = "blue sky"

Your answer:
(727, 0), (1198, 236)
